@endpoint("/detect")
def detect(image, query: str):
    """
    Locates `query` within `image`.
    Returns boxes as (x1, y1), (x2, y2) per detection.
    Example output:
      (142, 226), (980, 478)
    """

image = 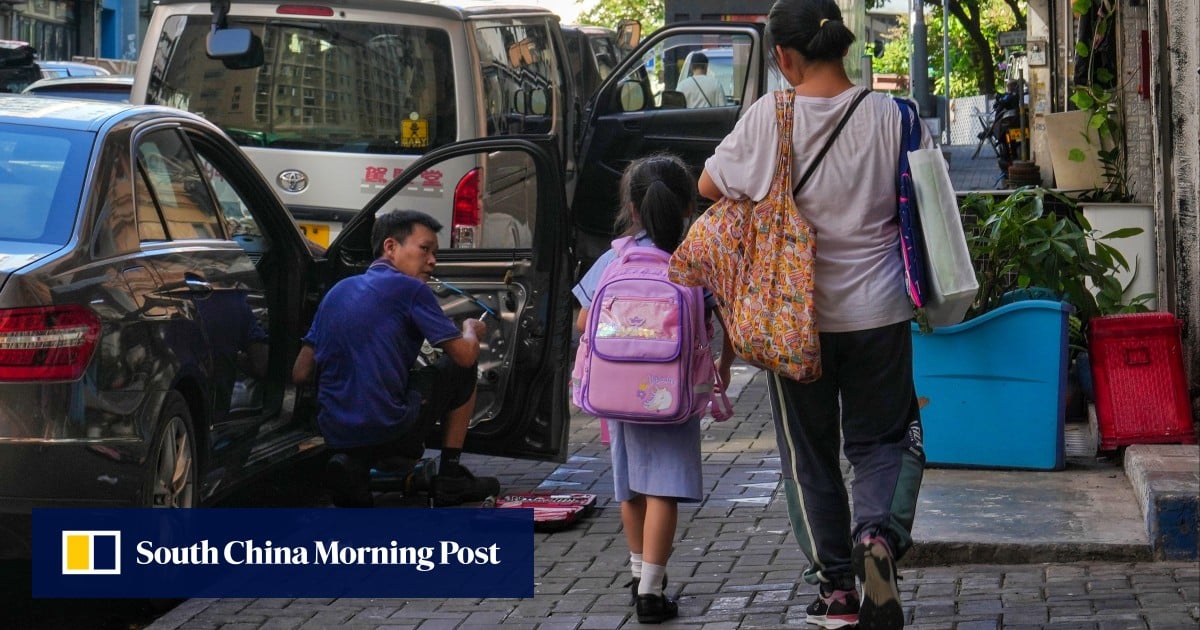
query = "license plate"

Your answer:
(299, 223), (330, 247)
